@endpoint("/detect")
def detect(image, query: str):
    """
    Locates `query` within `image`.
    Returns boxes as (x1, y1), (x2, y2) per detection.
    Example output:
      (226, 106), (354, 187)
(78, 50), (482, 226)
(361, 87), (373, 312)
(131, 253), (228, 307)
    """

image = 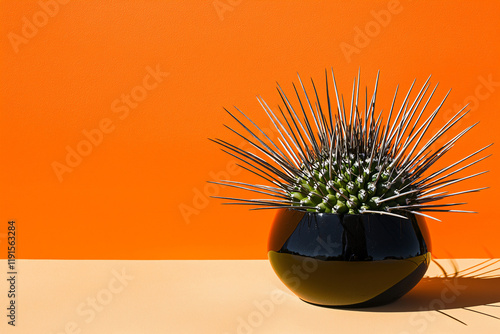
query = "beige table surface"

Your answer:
(1, 259), (499, 334)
